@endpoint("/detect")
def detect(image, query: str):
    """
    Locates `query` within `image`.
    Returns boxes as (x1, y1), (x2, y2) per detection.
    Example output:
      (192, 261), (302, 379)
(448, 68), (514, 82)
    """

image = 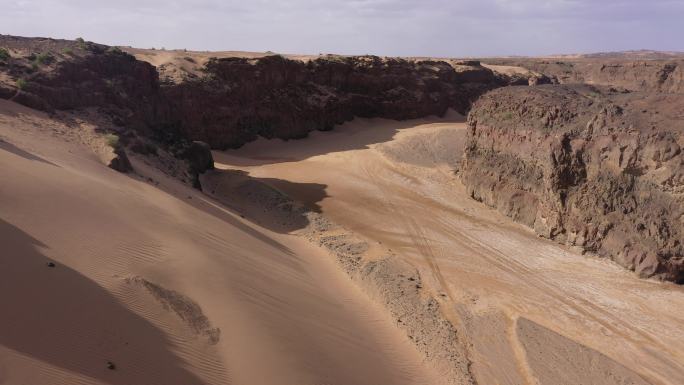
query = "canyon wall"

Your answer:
(0, 35), (511, 150)
(461, 84), (684, 282)
(161, 56), (504, 148)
